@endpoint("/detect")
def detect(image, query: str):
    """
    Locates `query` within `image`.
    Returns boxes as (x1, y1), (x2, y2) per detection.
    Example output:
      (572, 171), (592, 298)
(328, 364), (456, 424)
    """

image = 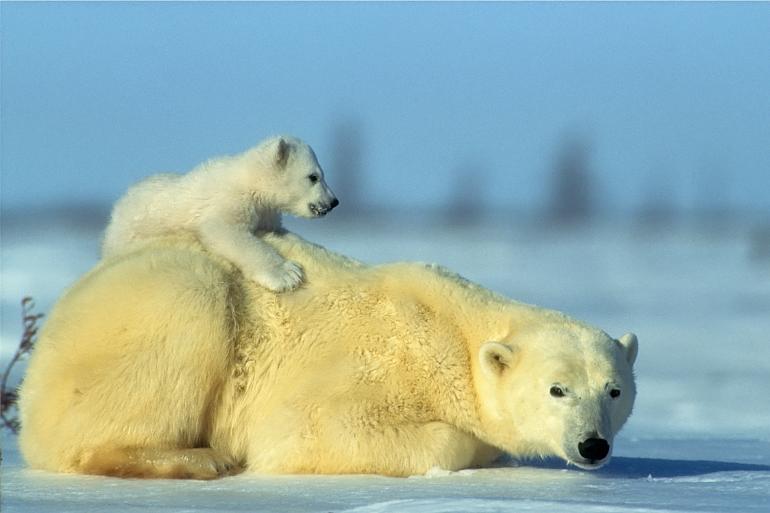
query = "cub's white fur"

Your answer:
(102, 136), (338, 292)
